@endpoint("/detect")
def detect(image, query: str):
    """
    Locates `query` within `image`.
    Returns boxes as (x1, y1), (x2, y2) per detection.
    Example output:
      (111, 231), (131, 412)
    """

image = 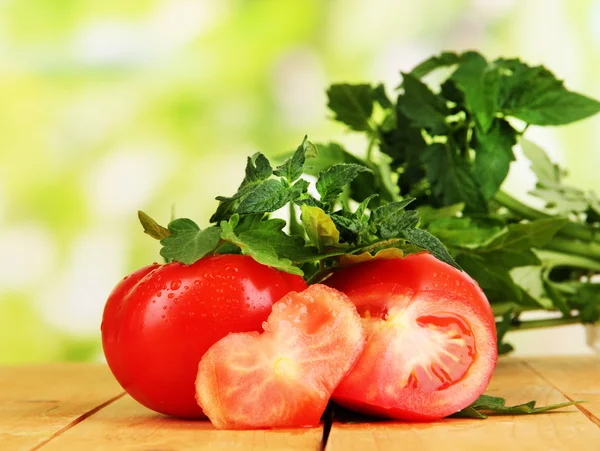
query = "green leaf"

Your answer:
(138, 210), (171, 240)
(409, 51), (463, 79)
(372, 83), (393, 109)
(495, 310), (515, 355)
(402, 227), (460, 269)
(421, 143), (486, 213)
(159, 219), (221, 265)
(301, 205), (341, 252)
(236, 179), (307, 215)
(379, 210), (420, 240)
(211, 153), (274, 222)
(472, 119), (518, 200)
(326, 83), (374, 131)
(457, 253), (523, 302)
(497, 59), (600, 125)
(451, 52), (499, 133)
(452, 394), (582, 418)
(481, 218), (568, 252)
(399, 73), (449, 134)
(219, 215), (305, 275)
(427, 217), (505, 249)
(520, 138), (561, 185)
(274, 136), (310, 182)
(416, 203), (464, 228)
(316, 163), (372, 205)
